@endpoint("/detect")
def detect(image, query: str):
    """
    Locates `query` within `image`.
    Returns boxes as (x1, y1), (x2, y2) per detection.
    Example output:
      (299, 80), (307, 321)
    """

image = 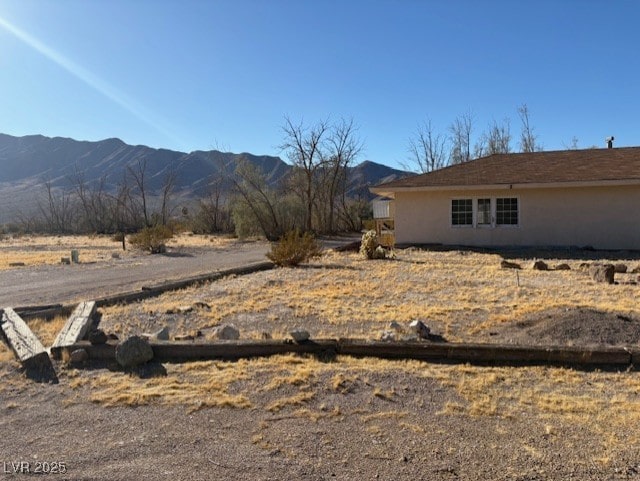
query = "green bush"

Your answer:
(266, 230), (322, 267)
(129, 225), (173, 254)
